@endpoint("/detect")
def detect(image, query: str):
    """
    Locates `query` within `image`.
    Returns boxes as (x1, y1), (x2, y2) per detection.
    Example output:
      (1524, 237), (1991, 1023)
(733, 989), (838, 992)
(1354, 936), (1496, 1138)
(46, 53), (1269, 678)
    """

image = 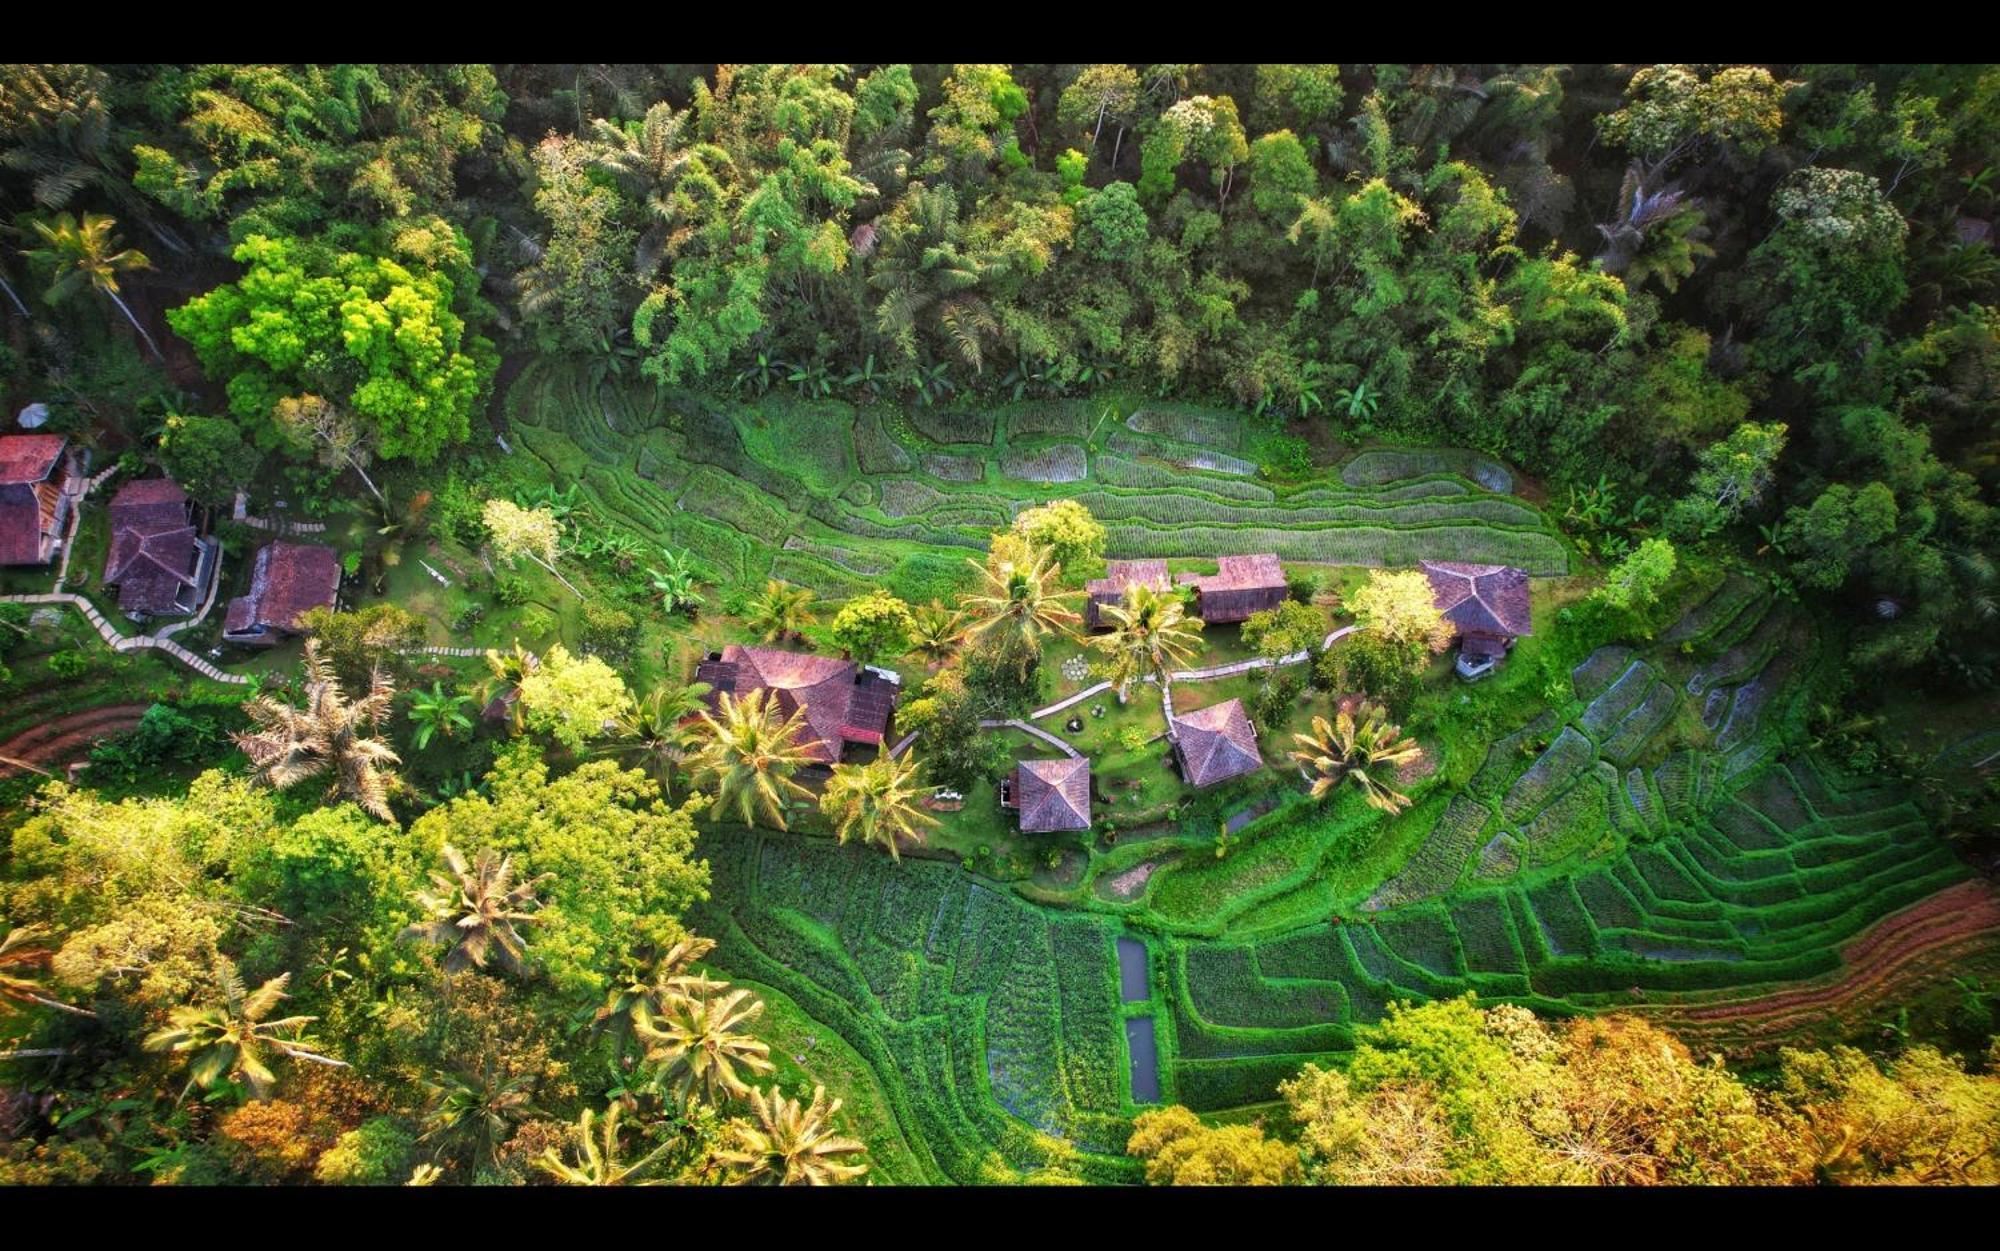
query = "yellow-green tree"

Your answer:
(820, 753), (940, 861)
(1127, 1105), (1299, 1185)
(517, 643), (632, 754)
